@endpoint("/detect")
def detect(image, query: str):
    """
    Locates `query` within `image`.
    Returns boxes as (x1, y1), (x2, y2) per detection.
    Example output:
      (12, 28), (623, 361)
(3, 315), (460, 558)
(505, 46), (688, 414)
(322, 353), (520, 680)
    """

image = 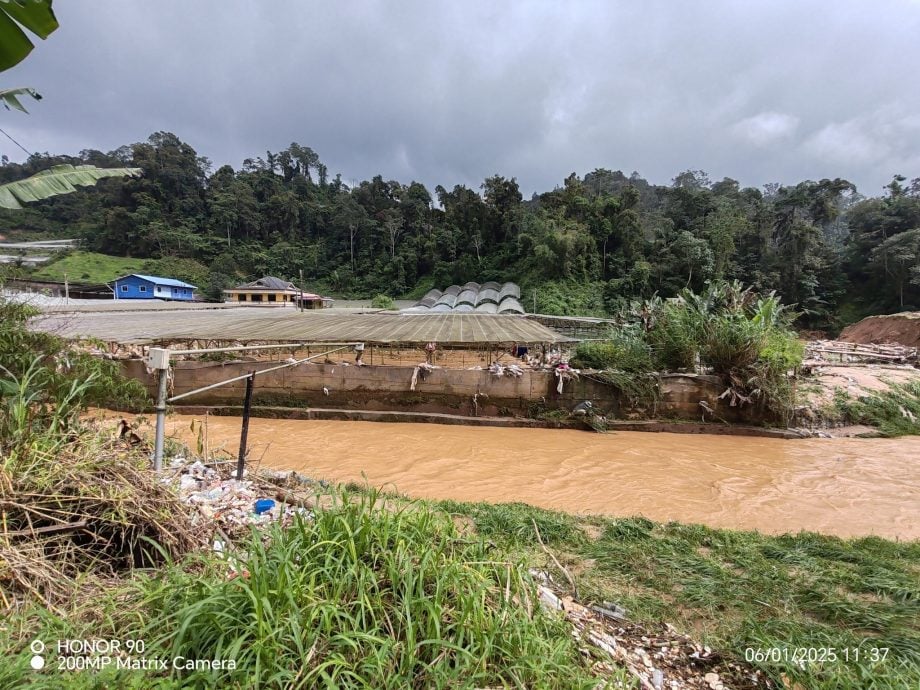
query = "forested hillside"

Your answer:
(2, 131), (919, 328)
